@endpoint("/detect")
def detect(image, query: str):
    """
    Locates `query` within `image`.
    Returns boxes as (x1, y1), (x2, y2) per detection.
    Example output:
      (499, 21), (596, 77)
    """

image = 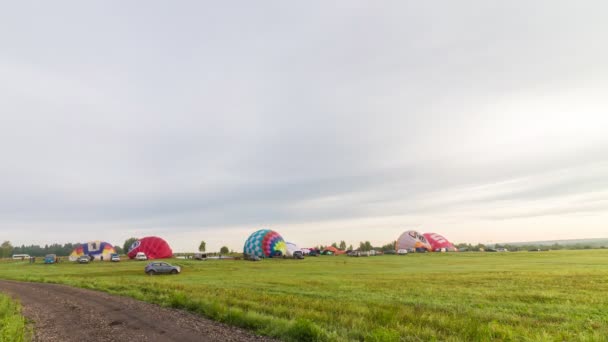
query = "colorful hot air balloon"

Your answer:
(423, 233), (457, 252)
(243, 229), (287, 258)
(127, 236), (173, 260)
(396, 230), (432, 252)
(69, 241), (116, 261)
